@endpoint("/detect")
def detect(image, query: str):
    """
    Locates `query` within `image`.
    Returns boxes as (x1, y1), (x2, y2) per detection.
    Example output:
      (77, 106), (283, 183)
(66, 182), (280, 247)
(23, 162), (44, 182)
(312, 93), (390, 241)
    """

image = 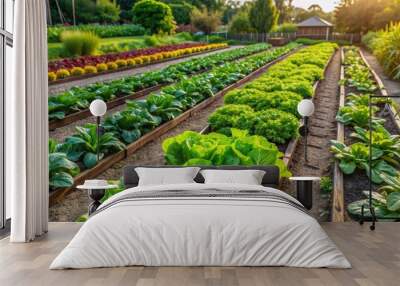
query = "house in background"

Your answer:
(297, 16), (333, 40)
